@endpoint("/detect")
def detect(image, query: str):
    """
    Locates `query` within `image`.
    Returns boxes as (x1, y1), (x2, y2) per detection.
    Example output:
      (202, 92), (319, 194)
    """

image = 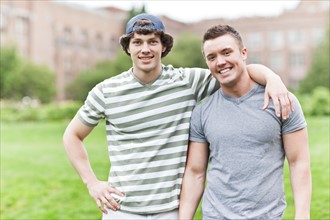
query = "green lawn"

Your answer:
(1, 117), (329, 219)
